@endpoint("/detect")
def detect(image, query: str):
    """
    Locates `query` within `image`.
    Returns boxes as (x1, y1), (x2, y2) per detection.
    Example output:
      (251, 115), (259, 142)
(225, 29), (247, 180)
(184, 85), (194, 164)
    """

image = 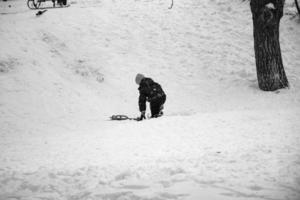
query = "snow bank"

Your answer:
(0, 0), (300, 199)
